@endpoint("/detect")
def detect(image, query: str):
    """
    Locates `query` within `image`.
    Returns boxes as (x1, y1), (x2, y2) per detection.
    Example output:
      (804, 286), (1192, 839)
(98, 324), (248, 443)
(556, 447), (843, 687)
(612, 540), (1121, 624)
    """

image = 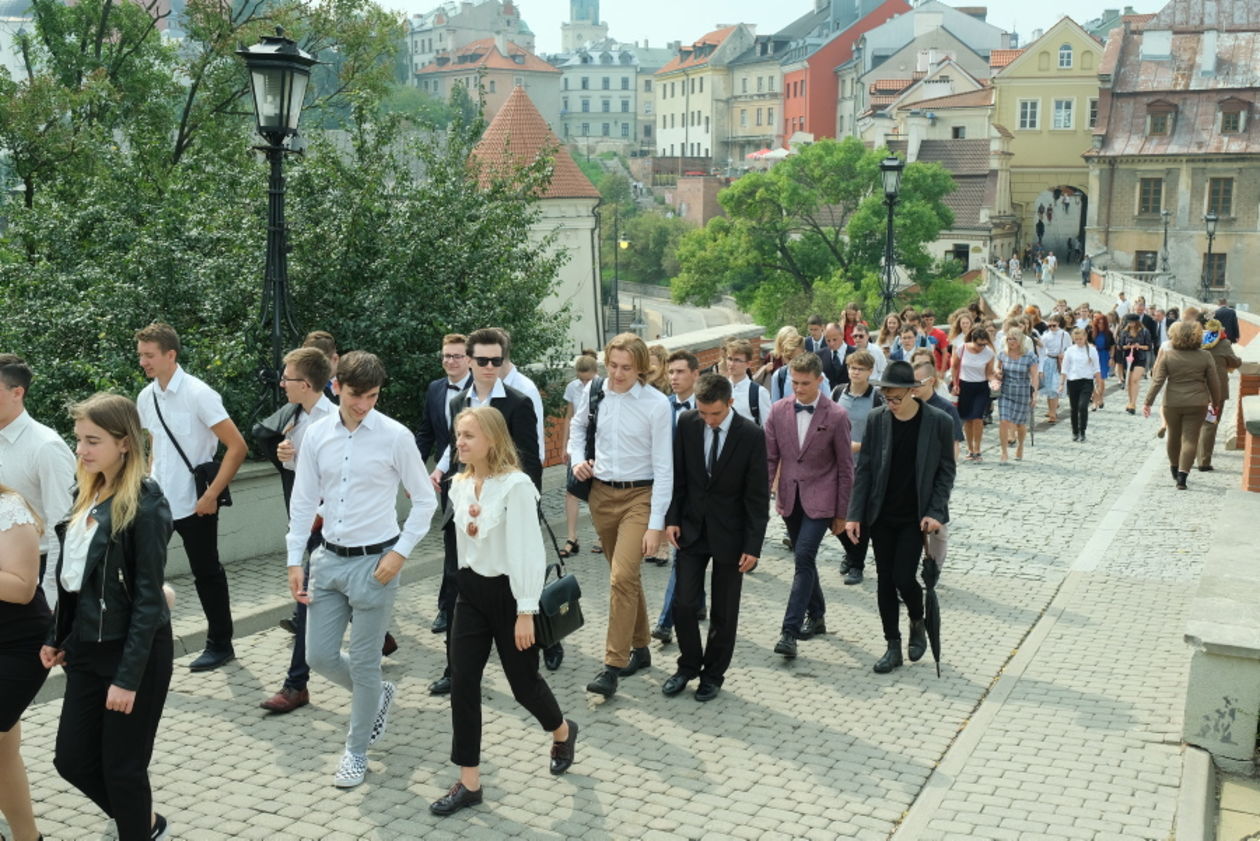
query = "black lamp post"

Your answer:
(612, 205), (629, 334)
(1202, 211), (1219, 302)
(878, 155), (905, 319)
(237, 28), (317, 410)
(1160, 208), (1171, 274)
